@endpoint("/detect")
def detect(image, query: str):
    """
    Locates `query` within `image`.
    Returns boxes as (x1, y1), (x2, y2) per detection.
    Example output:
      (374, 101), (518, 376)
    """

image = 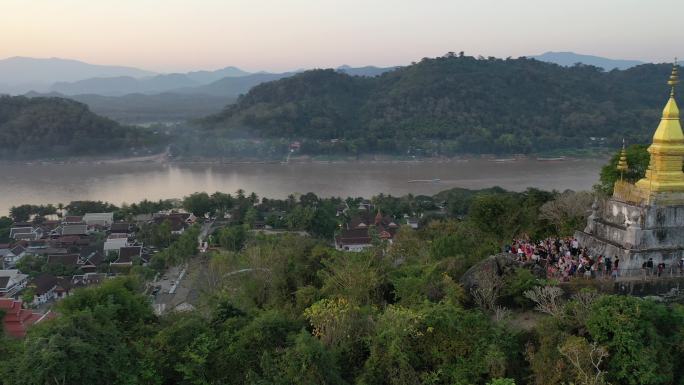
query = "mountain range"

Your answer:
(0, 57), (155, 93)
(2, 52), (677, 159)
(530, 51), (645, 70)
(0, 52), (660, 126)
